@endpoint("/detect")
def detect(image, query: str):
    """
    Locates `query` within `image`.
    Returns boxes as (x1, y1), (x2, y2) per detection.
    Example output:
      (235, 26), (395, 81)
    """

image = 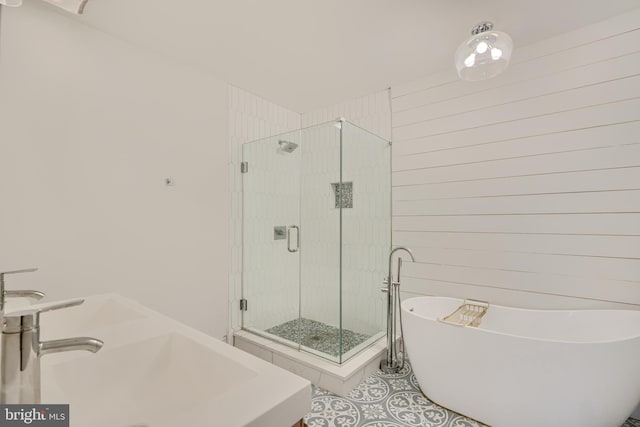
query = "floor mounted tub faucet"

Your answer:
(381, 247), (415, 374)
